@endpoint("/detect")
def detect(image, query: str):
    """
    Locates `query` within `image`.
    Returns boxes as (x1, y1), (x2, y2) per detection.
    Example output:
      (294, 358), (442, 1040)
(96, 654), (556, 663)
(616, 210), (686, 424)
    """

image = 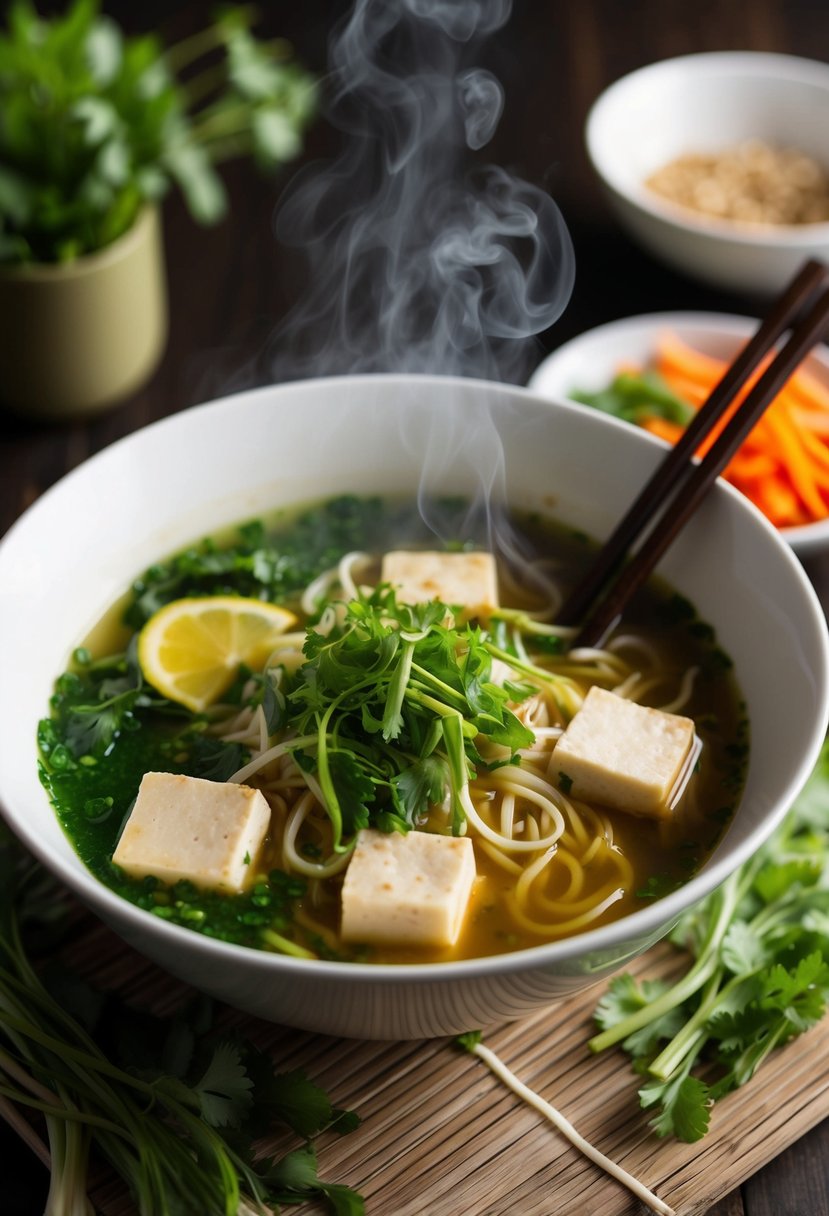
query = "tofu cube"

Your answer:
(552, 686), (697, 819)
(113, 772), (271, 892)
(381, 550), (498, 621)
(340, 828), (477, 947)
